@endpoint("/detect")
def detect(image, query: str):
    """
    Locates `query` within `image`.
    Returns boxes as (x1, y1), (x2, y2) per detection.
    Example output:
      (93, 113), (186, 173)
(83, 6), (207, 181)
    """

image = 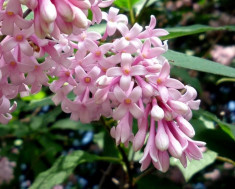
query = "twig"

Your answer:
(128, 0), (135, 25)
(216, 156), (235, 166)
(23, 8), (32, 19)
(99, 164), (113, 188)
(133, 167), (156, 184)
(100, 116), (134, 188)
(135, 0), (150, 23)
